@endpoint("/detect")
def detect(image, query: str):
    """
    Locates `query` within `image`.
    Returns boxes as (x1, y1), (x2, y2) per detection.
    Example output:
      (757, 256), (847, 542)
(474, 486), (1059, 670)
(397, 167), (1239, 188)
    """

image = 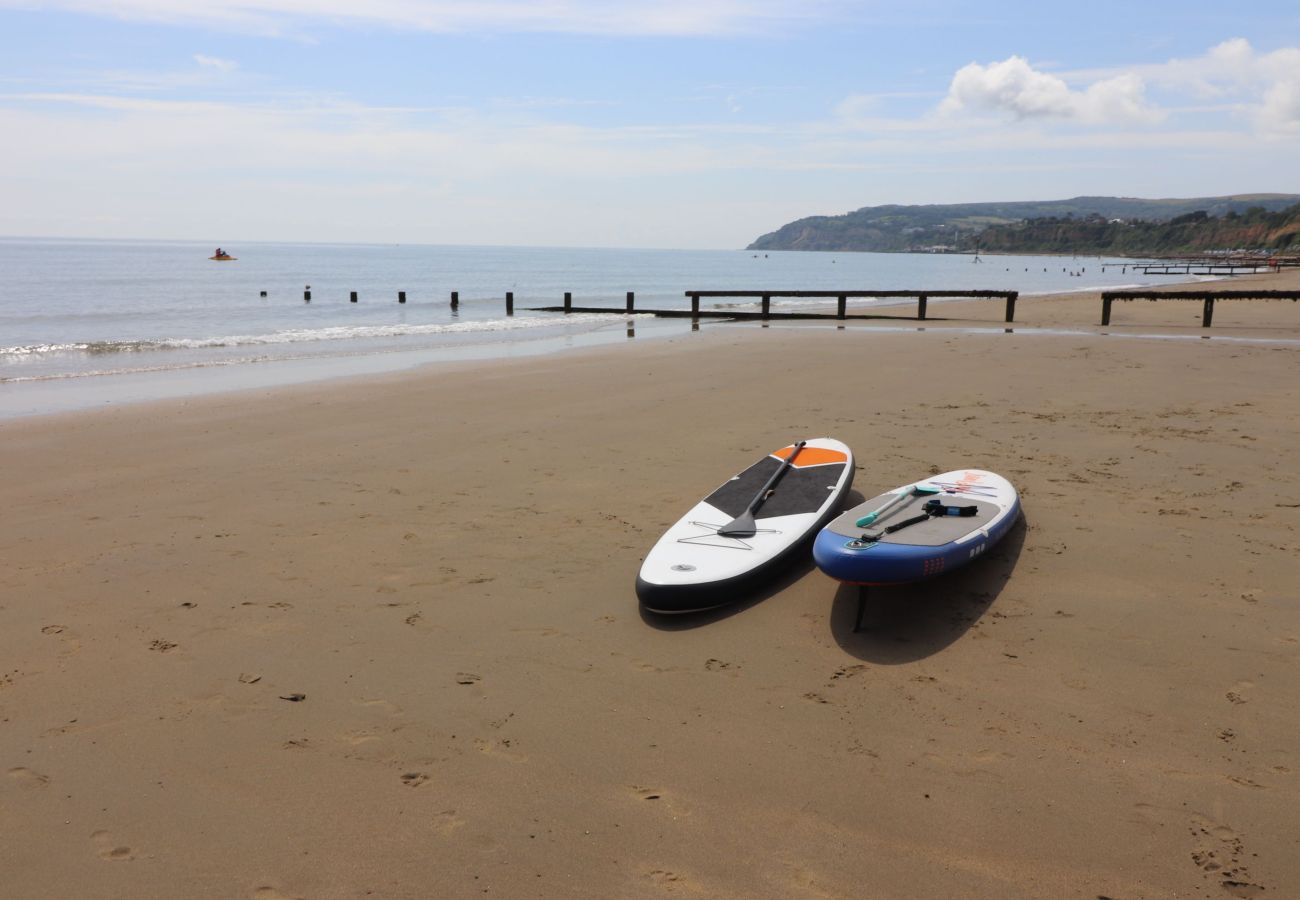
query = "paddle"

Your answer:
(854, 483), (942, 528)
(717, 441), (806, 538)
